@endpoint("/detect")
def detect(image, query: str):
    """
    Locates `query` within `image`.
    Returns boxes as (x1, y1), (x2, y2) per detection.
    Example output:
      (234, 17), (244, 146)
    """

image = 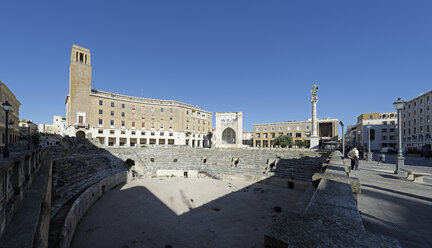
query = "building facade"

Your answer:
(253, 118), (338, 148)
(18, 119), (38, 138)
(0, 81), (20, 146)
(65, 45), (212, 147)
(242, 130), (253, 147)
(214, 112), (243, 148)
(344, 125), (358, 148)
(38, 115), (67, 135)
(356, 112), (397, 152)
(401, 90), (432, 150)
